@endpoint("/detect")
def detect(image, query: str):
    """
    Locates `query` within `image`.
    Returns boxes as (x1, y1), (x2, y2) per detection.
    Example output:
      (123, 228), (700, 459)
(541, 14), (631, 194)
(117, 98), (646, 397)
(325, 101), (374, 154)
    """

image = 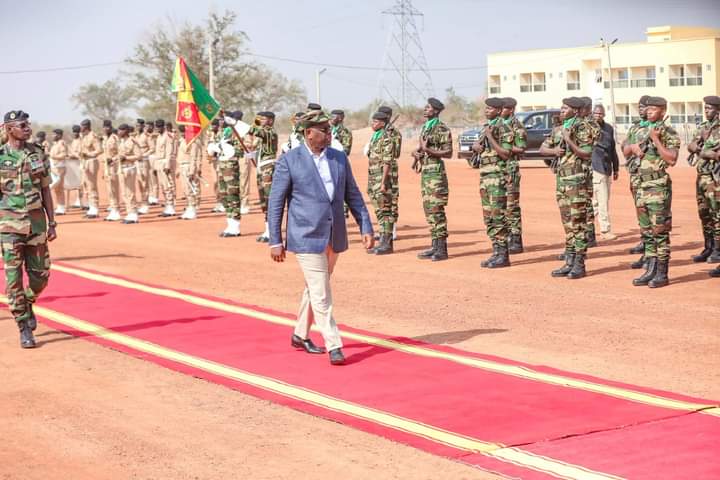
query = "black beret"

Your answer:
(118, 123), (130, 130)
(485, 97), (505, 109)
(562, 97), (584, 109)
(330, 109), (344, 115)
(501, 97), (517, 108)
(136, 118), (145, 125)
(703, 95), (720, 107)
(154, 119), (165, 127)
(3, 110), (28, 123)
(230, 110), (244, 120)
(645, 96), (667, 107)
(258, 111), (275, 119)
(53, 128), (63, 135)
(36, 131), (46, 138)
(102, 119), (112, 128)
(378, 106), (393, 116)
(638, 95), (651, 106)
(307, 102), (322, 111)
(372, 111), (390, 121)
(178, 124), (186, 133)
(211, 118), (219, 126)
(72, 125), (81, 133)
(580, 96), (592, 108)
(427, 97), (444, 111)
(294, 112), (305, 119)
(80, 118), (91, 127)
